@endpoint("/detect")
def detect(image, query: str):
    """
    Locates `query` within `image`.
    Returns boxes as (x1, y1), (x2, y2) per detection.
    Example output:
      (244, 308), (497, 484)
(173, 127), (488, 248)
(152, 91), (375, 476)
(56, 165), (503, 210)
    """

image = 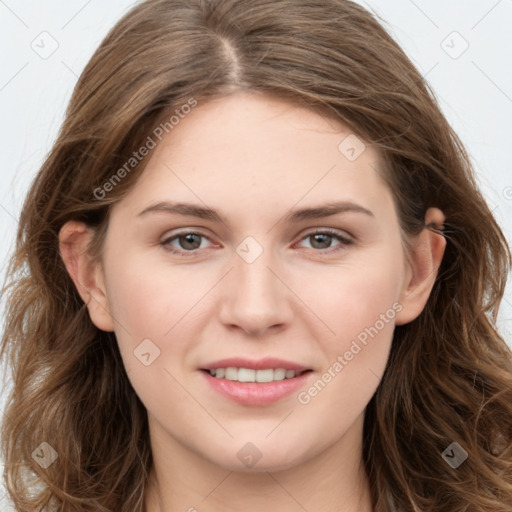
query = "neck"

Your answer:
(144, 412), (374, 512)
